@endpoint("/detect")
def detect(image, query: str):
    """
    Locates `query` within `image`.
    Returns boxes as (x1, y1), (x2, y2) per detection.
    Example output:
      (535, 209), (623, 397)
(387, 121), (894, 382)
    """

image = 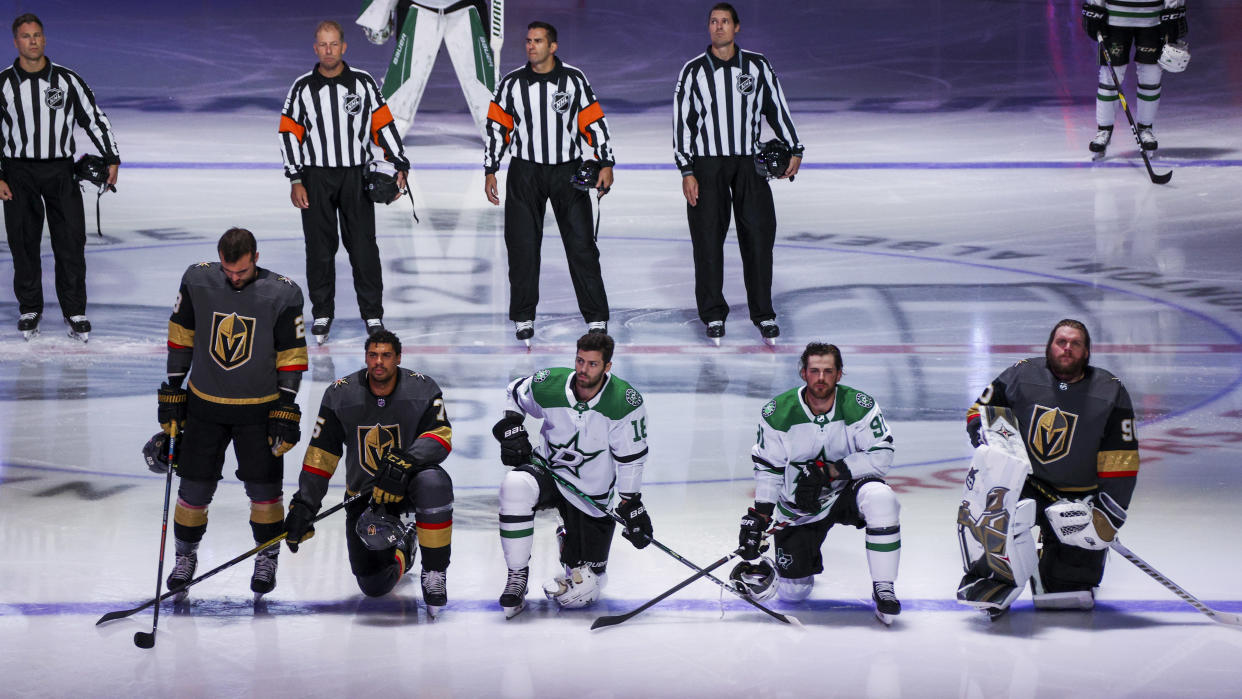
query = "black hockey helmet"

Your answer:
(570, 159), (605, 192)
(73, 154), (110, 187)
(354, 503), (406, 551)
(729, 556), (777, 601)
(754, 139), (791, 180)
(365, 169), (401, 204)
